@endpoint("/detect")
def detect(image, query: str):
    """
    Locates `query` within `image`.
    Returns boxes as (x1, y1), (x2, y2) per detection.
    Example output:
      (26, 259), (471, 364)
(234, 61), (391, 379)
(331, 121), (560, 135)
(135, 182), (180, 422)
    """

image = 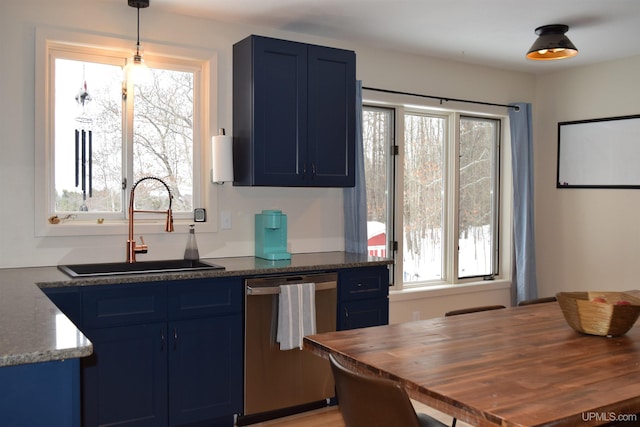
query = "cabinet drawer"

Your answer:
(168, 278), (242, 320)
(83, 284), (167, 329)
(339, 266), (389, 301)
(339, 298), (389, 330)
